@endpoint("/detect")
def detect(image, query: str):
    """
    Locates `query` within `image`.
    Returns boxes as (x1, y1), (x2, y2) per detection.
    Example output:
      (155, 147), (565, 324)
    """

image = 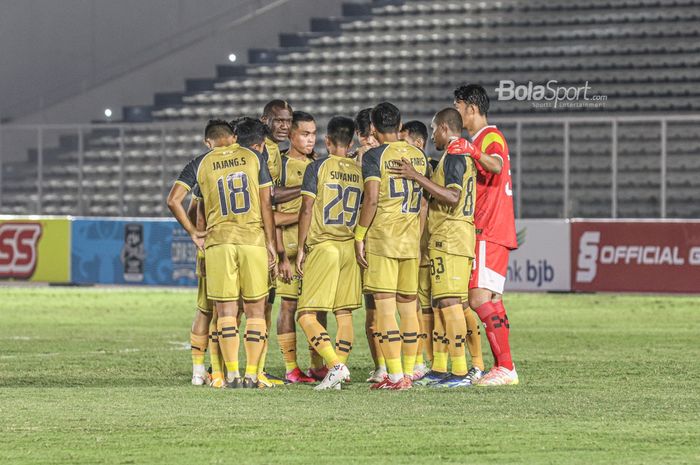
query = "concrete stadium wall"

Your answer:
(0, 0), (343, 130)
